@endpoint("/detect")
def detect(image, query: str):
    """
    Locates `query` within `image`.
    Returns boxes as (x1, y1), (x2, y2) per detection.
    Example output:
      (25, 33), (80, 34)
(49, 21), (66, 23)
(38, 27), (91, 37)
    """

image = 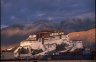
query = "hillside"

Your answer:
(68, 28), (96, 50)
